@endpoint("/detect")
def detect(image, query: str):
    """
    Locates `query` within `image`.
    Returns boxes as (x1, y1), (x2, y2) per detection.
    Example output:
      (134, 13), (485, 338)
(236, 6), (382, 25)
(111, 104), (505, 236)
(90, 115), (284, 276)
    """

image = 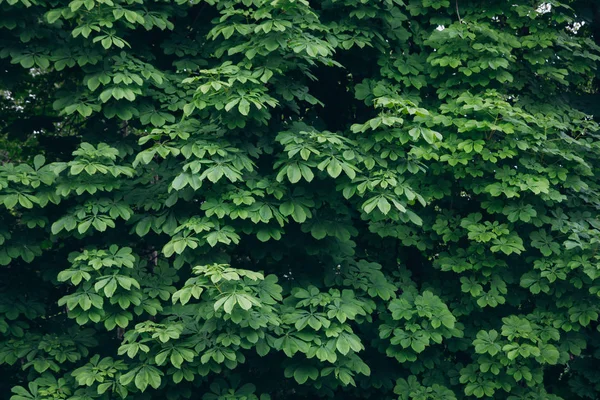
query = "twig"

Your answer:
(456, 0), (463, 24)
(187, 3), (208, 37)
